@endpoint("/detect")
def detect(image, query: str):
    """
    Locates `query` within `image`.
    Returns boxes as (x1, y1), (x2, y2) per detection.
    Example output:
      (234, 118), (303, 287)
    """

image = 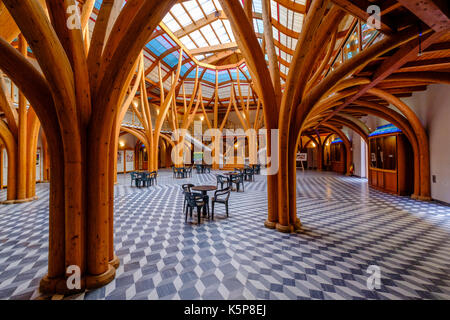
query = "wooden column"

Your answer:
(0, 144), (3, 190)
(17, 34), (27, 200)
(26, 109), (39, 199)
(41, 131), (50, 182)
(316, 133), (323, 171)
